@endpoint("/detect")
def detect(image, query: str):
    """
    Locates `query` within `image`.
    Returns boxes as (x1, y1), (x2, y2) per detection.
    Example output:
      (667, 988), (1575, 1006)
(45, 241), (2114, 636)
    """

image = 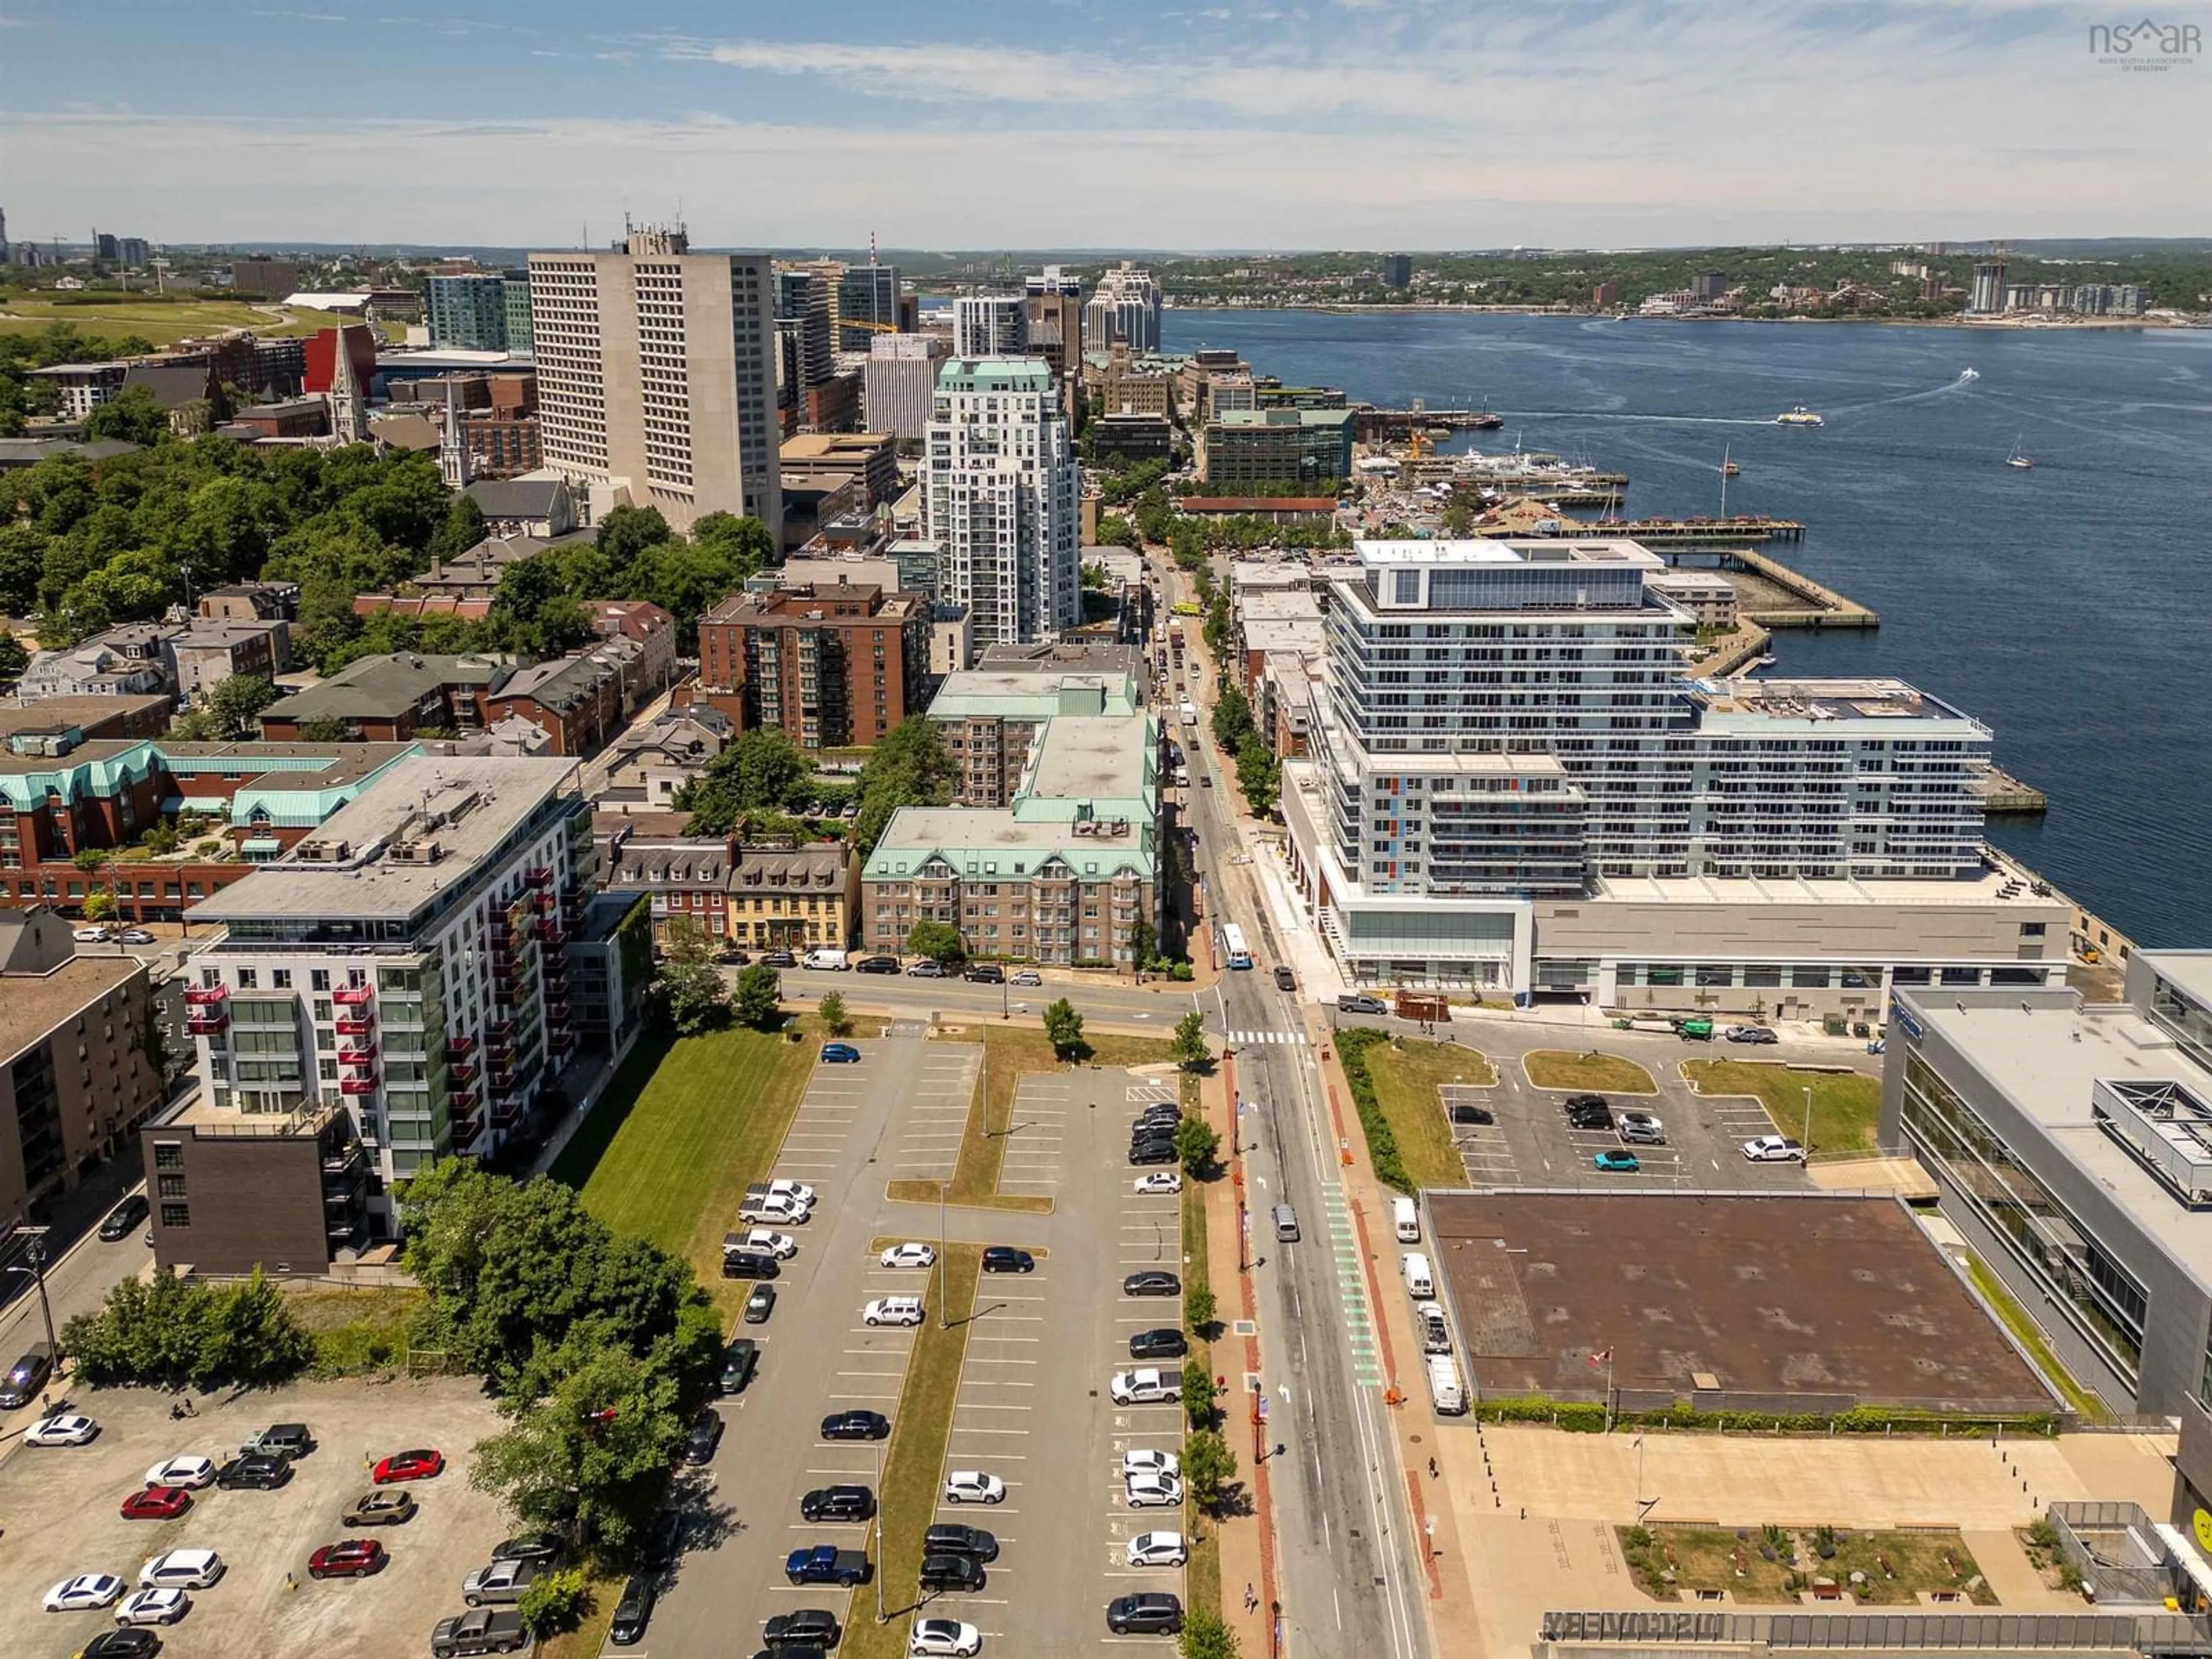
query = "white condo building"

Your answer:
(954, 293), (1029, 358)
(1082, 260), (1163, 353)
(527, 225), (781, 539)
(182, 757), (594, 1208)
(1281, 540), (2067, 1016)
(925, 358), (1081, 647)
